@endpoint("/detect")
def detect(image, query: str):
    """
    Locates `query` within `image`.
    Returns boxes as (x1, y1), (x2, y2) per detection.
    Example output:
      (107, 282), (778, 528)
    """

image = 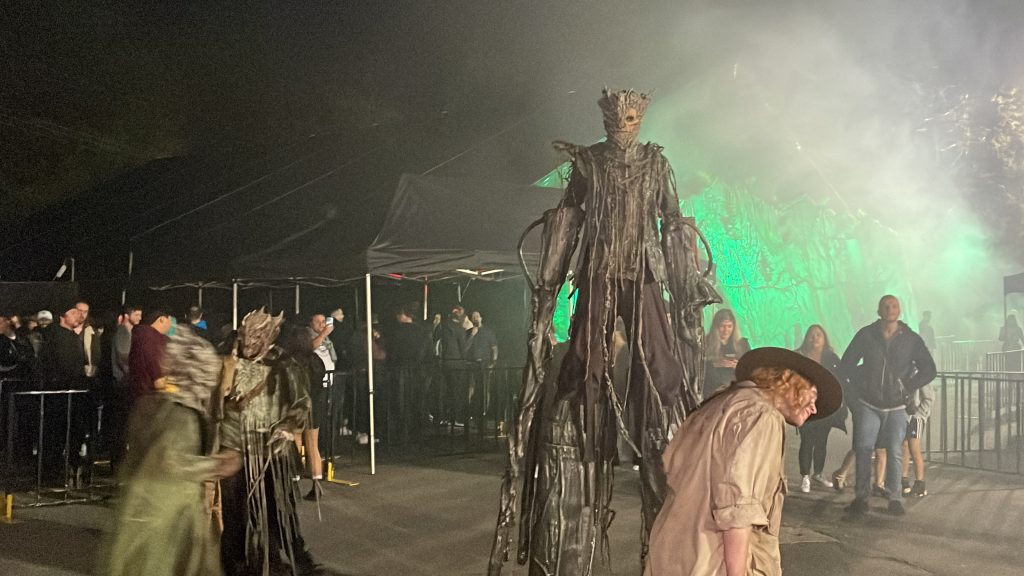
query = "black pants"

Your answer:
(39, 392), (89, 484)
(798, 424), (831, 476)
(105, 382), (130, 474)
